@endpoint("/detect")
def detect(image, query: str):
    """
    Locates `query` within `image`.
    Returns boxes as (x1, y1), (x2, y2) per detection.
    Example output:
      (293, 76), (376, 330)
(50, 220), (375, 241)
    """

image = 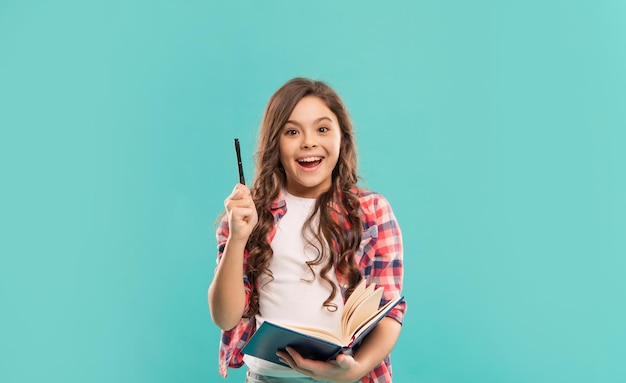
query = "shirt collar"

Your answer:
(269, 188), (287, 211)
